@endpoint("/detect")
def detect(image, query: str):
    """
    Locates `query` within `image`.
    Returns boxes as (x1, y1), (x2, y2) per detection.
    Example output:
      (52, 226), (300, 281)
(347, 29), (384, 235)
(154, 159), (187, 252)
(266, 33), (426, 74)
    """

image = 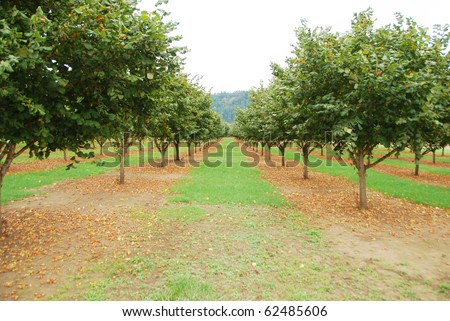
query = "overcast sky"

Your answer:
(137, 0), (450, 93)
